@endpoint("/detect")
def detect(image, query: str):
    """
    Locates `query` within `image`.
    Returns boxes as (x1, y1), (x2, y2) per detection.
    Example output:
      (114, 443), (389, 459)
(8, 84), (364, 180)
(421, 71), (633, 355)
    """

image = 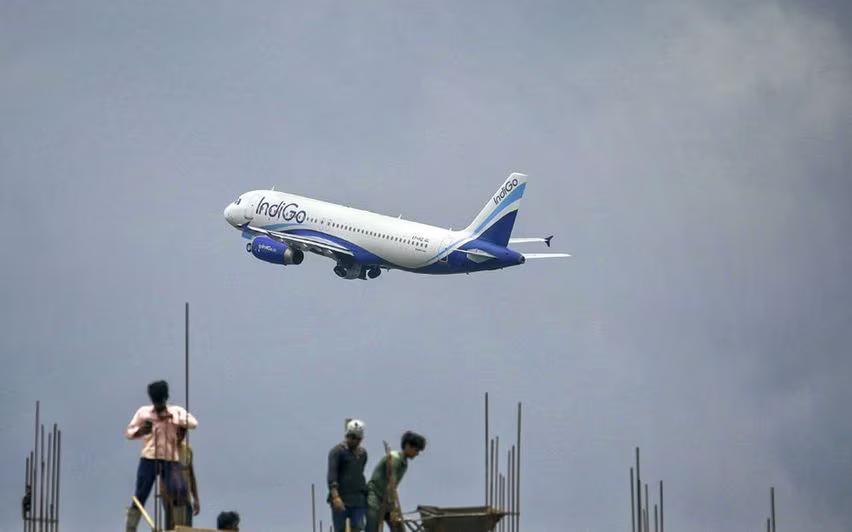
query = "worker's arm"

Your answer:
(375, 455), (389, 483)
(173, 407), (198, 430)
(189, 449), (200, 515)
(391, 454), (406, 486)
(327, 446), (344, 510)
(390, 455), (407, 523)
(125, 408), (151, 439)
